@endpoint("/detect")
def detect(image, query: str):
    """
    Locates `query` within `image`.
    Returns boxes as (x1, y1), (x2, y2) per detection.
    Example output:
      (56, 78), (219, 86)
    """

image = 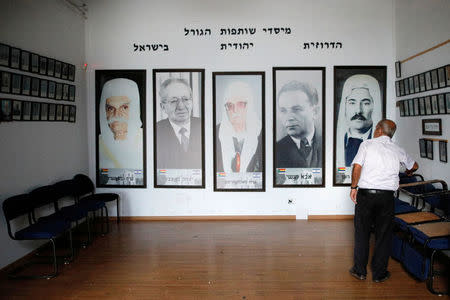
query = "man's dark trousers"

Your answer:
(353, 188), (395, 279)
